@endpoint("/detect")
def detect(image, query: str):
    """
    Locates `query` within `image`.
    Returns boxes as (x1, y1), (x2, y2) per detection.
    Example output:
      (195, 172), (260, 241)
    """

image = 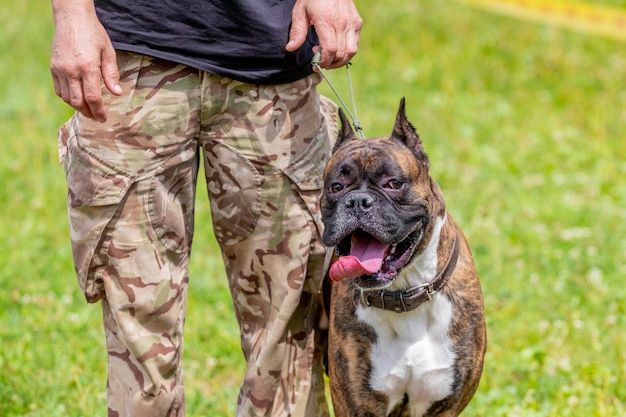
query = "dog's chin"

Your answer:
(353, 274), (396, 291)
